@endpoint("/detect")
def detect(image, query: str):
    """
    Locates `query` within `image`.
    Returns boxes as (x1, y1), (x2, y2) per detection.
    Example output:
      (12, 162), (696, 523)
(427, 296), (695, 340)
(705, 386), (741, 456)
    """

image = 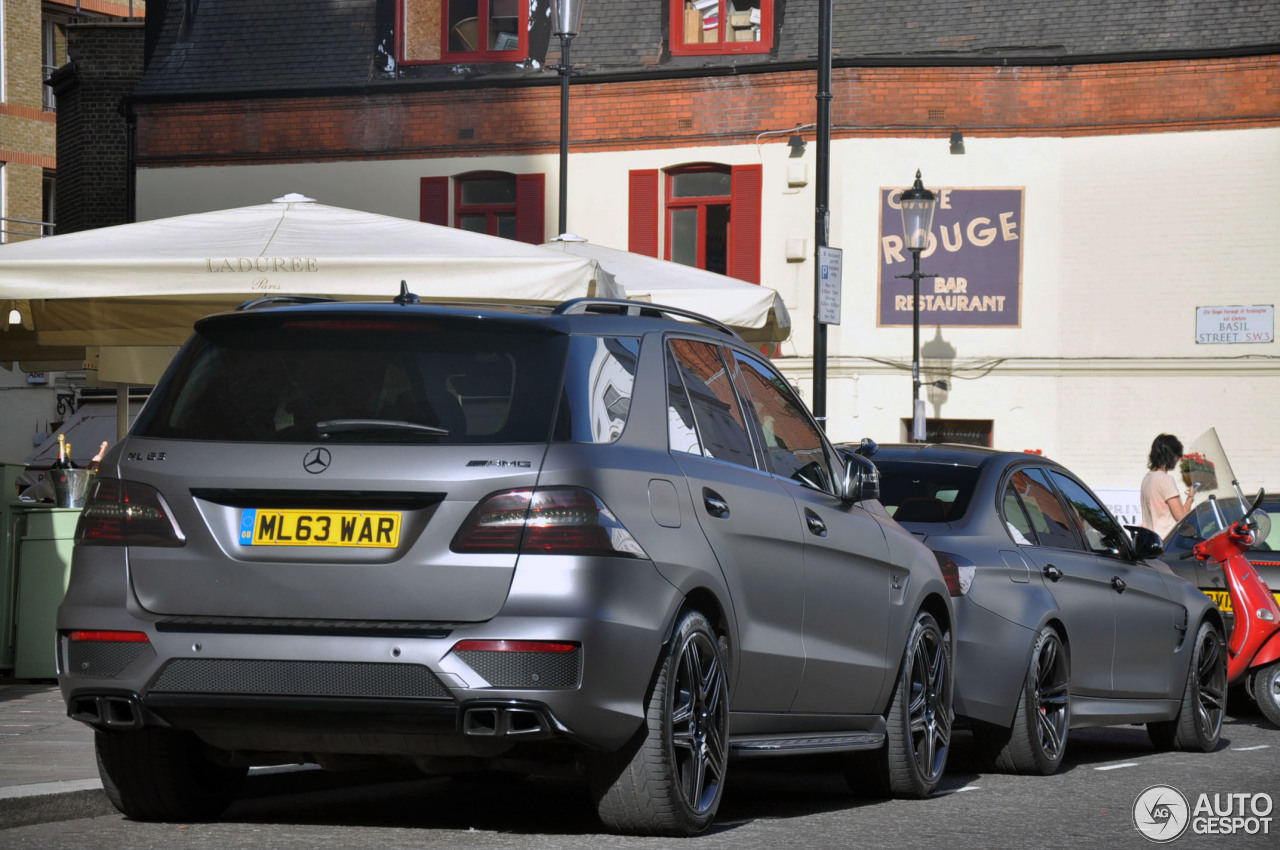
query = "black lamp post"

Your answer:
(897, 170), (937, 442)
(552, 0), (586, 237)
